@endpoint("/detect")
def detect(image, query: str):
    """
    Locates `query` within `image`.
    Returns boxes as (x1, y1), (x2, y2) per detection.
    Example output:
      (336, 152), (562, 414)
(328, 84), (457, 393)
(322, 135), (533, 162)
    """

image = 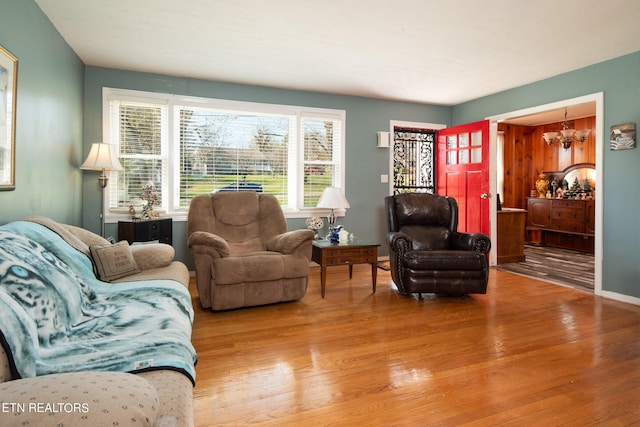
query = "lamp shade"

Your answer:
(80, 143), (123, 171)
(574, 129), (591, 141)
(317, 187), (350, 209)
(542, 132), (558, 145)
